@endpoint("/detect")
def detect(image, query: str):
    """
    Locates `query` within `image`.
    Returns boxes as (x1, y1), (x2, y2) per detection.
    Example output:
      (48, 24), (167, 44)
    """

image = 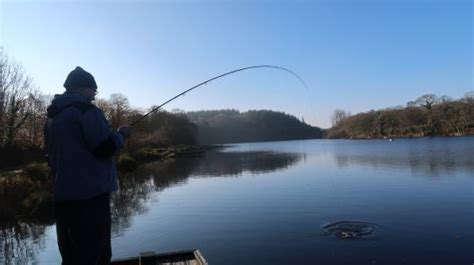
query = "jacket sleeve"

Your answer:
(43, 118), (53, 166)
(79, 107), (124, 160)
